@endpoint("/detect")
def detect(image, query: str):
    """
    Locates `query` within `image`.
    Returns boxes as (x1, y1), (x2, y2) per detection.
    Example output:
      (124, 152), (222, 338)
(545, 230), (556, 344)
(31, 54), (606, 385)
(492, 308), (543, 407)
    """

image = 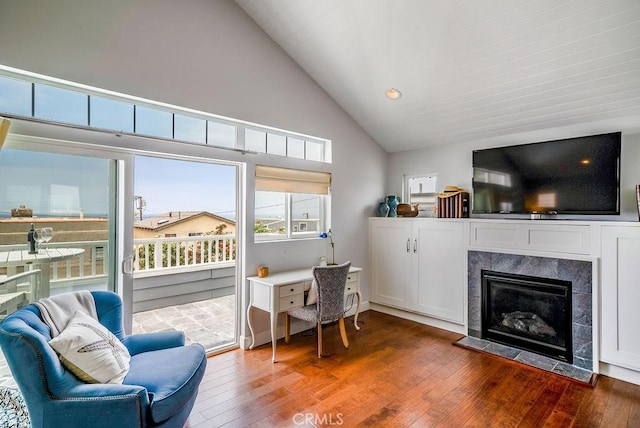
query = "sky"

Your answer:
(0, 149), (238, 219)
(0, 149), (110, 217)
(134, 156), (236, 219)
